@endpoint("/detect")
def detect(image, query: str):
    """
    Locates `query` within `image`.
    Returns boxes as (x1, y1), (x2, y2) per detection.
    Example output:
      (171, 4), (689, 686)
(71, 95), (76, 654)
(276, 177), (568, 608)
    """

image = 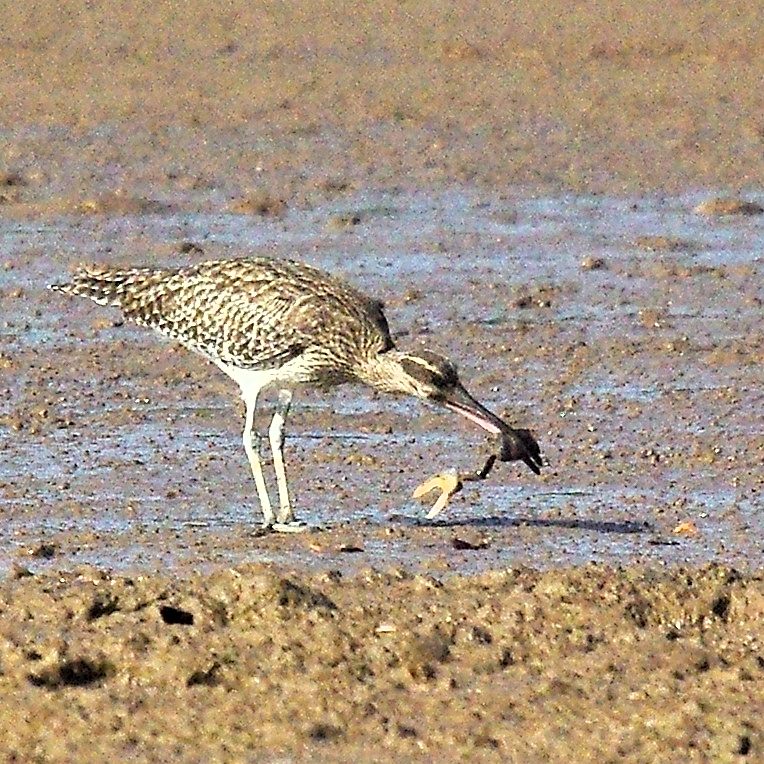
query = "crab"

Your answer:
(413, 426), (542, 519)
